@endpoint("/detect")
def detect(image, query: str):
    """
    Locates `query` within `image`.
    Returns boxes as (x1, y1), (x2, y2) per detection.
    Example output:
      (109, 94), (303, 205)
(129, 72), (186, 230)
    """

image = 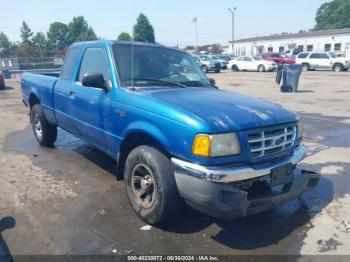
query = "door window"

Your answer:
(60, 48), (79, 80)
(78, 48), (110, 83)
(309, 53), (321, 59)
